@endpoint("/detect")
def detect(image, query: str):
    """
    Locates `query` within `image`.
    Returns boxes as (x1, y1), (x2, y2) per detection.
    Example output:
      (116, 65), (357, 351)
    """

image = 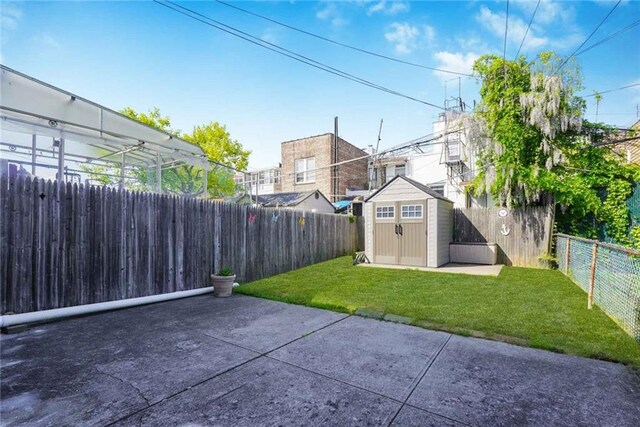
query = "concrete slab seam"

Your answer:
(104, 352), (264, 427)
(386, 333), (455, 427)
(104, 314), (350, 426)
(263, 315), (351, 356)
(263, 354), (405, 405)
(193, 330), (264, 354)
